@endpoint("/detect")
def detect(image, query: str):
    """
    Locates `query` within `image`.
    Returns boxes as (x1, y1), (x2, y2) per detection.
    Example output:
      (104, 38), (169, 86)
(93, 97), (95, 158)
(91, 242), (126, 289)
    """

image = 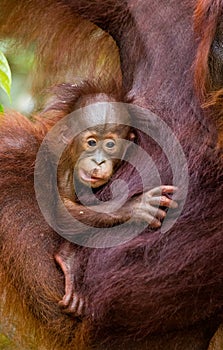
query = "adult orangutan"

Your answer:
(0, 1), (223, 350)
